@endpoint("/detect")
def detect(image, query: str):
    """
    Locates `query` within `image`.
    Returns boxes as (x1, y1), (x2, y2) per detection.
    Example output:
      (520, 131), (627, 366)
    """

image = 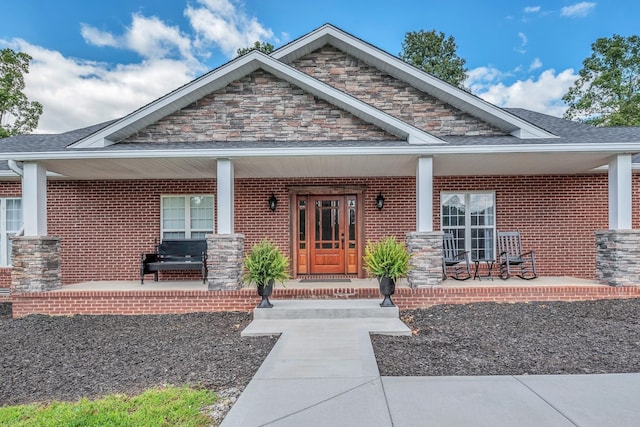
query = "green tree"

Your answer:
(563, 34), (640, 126)
(0, 48), (43, 138)
(236, 41), (275, 57)
(399, 29), (468, 88)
